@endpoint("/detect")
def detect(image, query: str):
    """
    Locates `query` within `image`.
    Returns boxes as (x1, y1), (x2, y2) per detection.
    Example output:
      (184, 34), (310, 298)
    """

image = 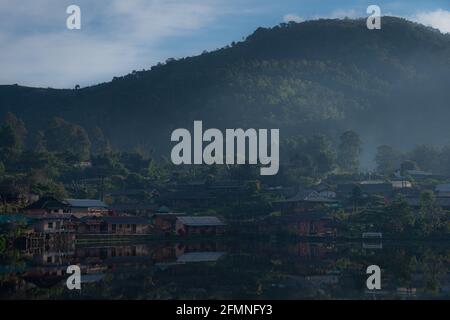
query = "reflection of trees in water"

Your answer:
(0, 241), (448, 299)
